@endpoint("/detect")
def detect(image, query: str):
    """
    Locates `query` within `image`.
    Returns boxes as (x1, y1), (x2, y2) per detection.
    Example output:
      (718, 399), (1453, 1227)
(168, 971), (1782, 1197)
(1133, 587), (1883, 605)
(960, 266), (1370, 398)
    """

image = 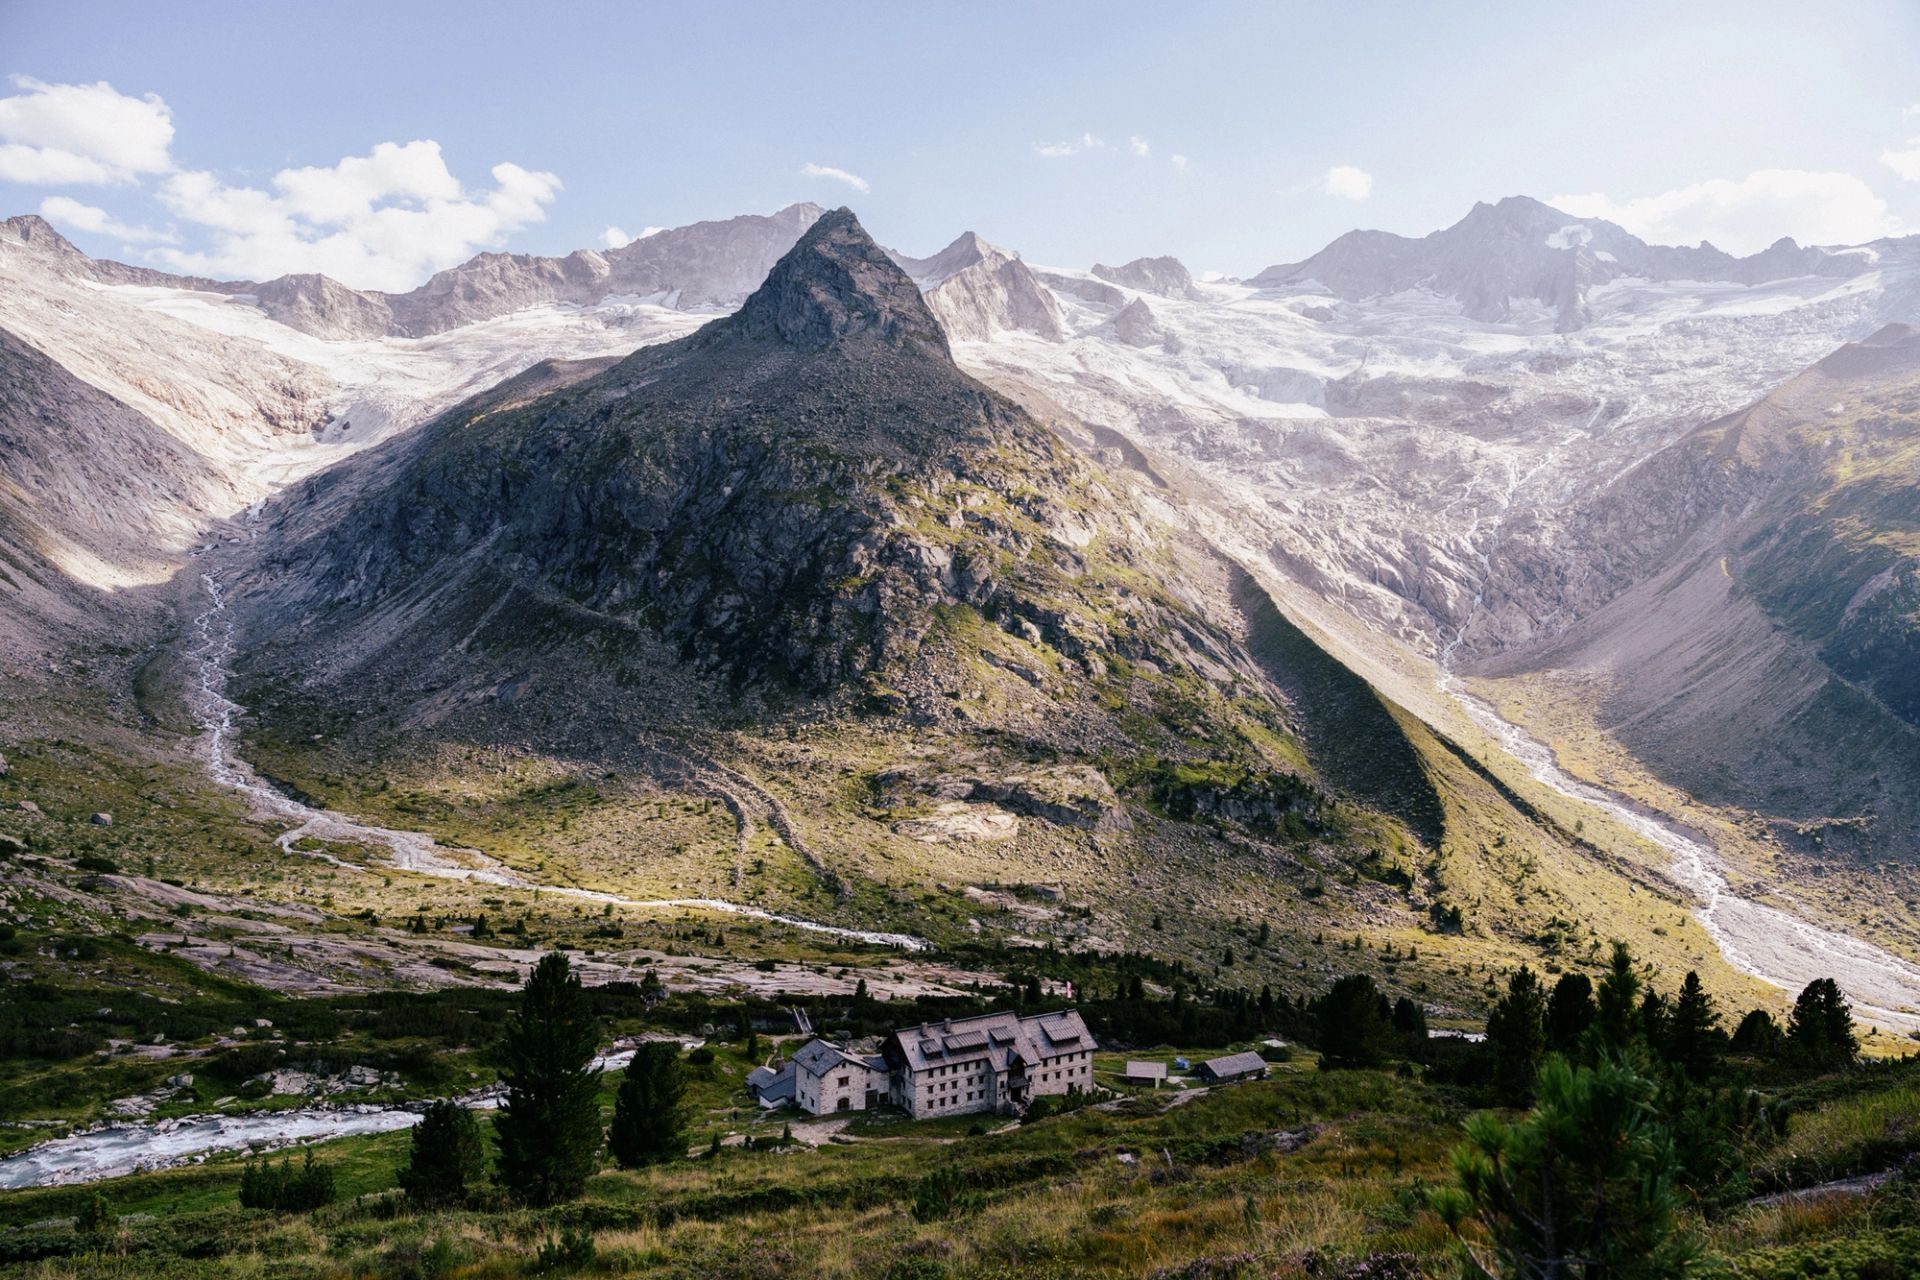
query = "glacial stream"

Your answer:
(187, 571), (923, 950)
(0, 572), (921, 1191)
(1437, 670), (1920, 1035)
